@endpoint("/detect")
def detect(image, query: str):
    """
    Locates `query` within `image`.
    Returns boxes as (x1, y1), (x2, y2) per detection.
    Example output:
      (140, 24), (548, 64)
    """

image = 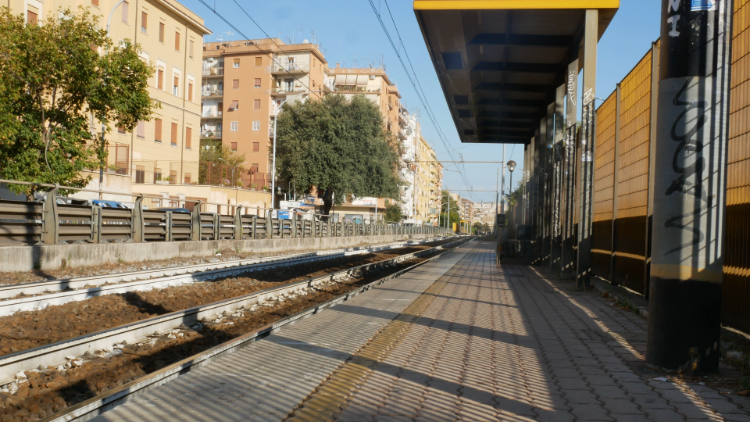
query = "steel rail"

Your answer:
(0, 237), (450, 316)
(0, 238), (469, 386)
(43, 237), (471, 422)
